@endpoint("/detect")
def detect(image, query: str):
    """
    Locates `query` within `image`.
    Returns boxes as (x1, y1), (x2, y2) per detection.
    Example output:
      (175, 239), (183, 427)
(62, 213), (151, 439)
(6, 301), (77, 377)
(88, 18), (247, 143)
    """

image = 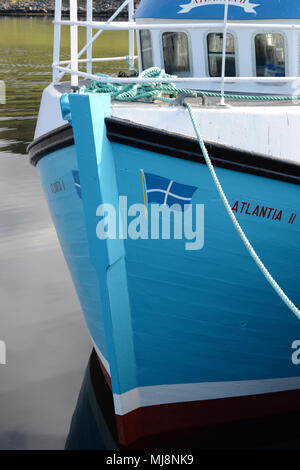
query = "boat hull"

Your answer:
(30, 94), (300, 447)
